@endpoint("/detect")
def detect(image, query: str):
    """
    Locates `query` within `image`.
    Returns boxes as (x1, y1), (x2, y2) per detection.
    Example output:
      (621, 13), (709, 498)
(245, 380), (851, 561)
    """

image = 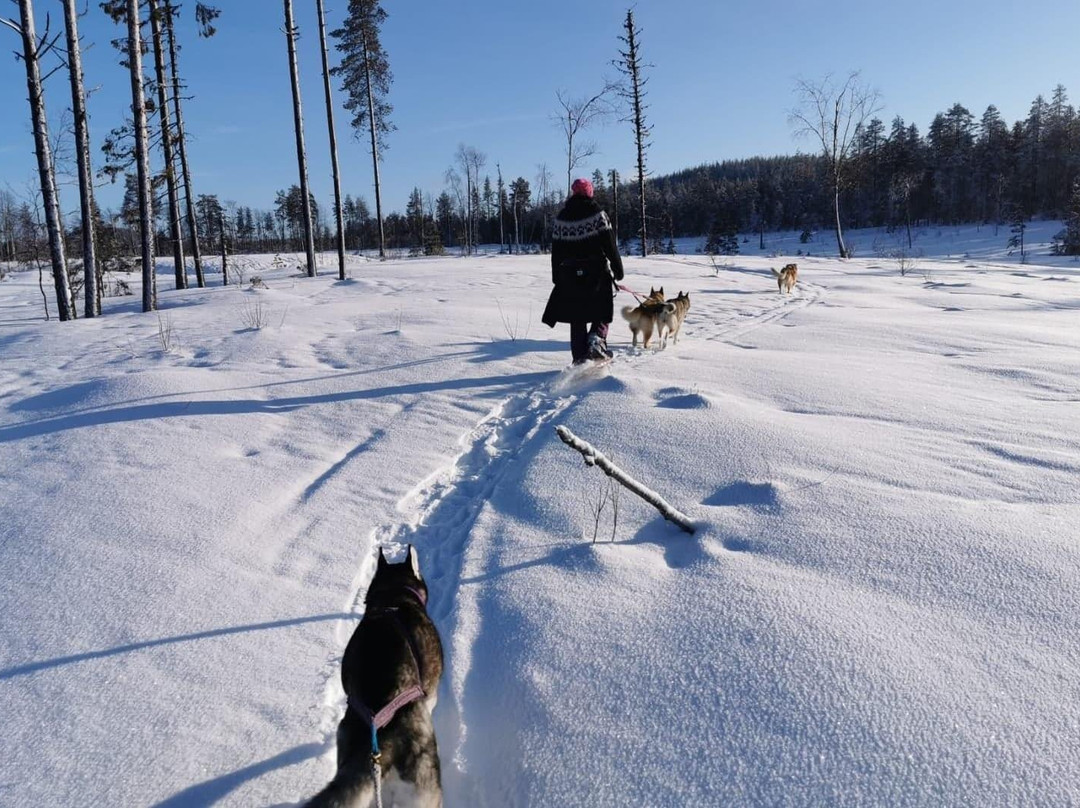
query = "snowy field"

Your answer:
(2, 224), (1079, 806)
